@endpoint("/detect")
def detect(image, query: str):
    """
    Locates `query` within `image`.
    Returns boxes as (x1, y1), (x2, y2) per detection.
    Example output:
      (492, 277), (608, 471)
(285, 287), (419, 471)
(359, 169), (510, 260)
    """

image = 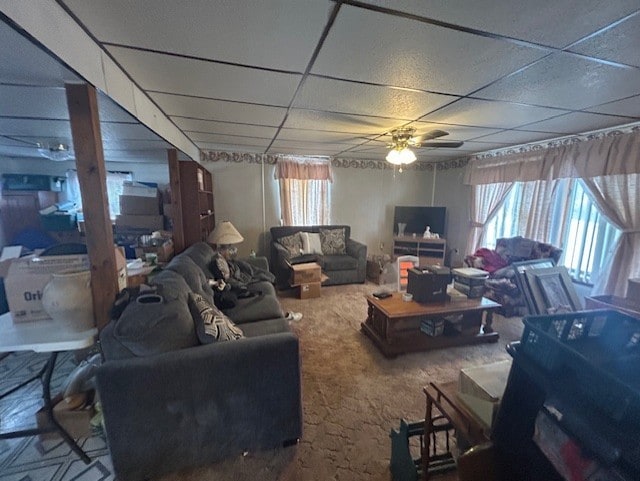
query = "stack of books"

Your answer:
(451, 267), (489, 298)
